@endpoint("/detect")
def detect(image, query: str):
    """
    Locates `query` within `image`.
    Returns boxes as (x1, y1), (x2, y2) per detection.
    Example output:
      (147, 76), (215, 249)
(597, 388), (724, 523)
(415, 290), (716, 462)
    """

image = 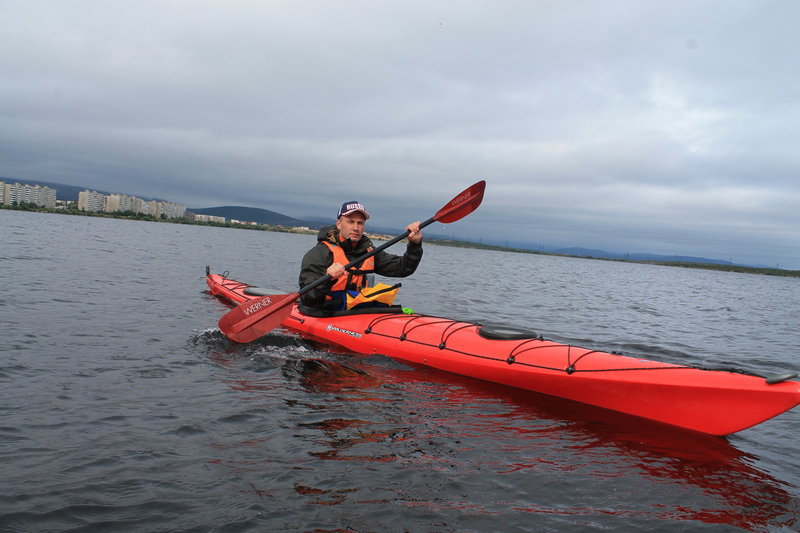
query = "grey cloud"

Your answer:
(1, 0), (799, 267)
